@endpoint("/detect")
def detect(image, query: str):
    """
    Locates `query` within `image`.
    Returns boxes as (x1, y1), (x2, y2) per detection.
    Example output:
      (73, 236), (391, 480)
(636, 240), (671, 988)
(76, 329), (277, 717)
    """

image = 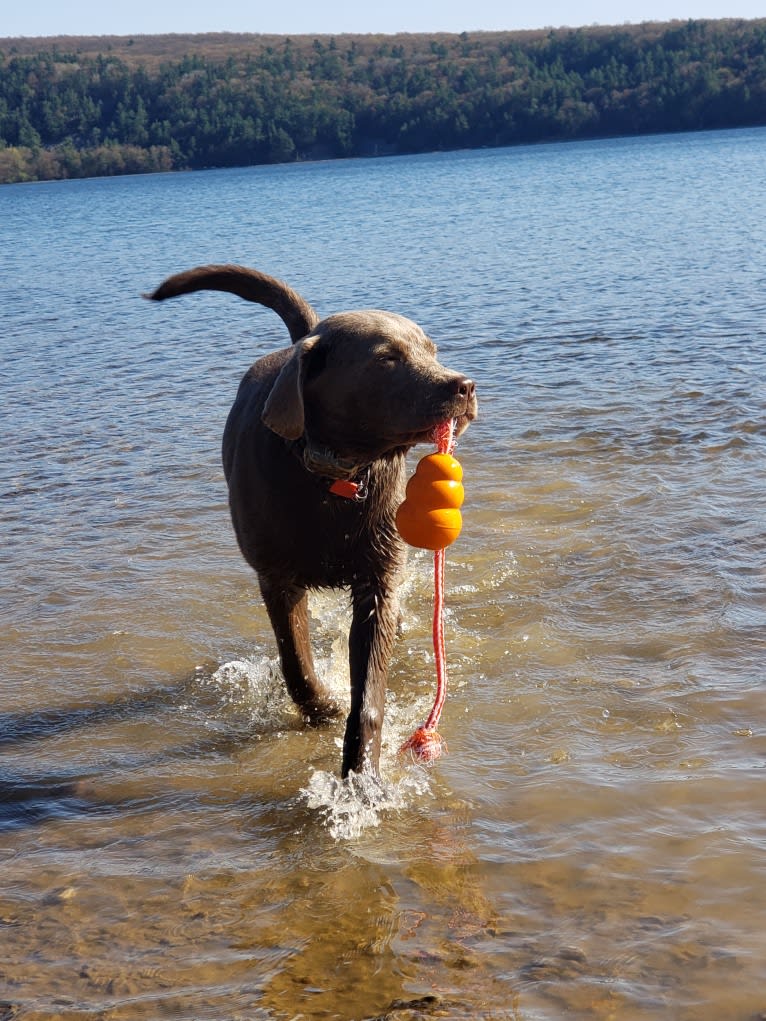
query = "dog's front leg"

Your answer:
(343, 579), (399, 777)
(259, 579), (340, 724)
